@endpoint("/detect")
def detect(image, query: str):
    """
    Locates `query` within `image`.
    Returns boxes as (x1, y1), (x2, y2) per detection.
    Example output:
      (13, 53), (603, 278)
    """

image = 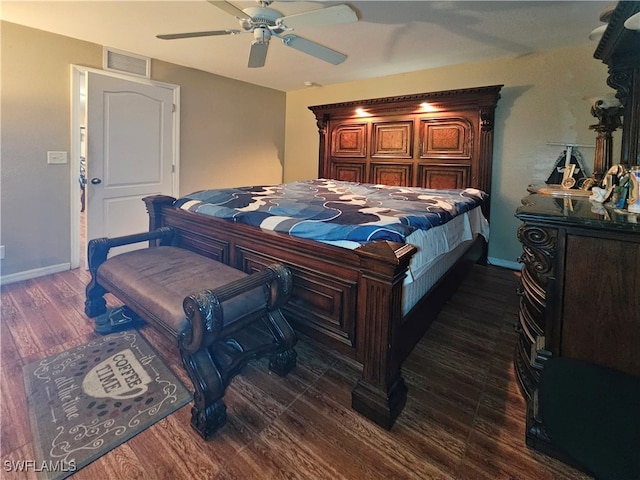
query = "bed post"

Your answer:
(352, 241), (417, 430)
(143, 195), (175, 232)
(315, 113), (330, 178)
